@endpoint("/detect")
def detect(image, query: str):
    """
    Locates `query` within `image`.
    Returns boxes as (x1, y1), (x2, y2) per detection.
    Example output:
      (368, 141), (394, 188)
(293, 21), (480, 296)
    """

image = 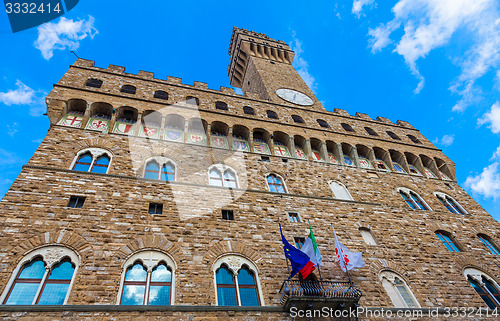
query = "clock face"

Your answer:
(275, 88), (314, 106)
